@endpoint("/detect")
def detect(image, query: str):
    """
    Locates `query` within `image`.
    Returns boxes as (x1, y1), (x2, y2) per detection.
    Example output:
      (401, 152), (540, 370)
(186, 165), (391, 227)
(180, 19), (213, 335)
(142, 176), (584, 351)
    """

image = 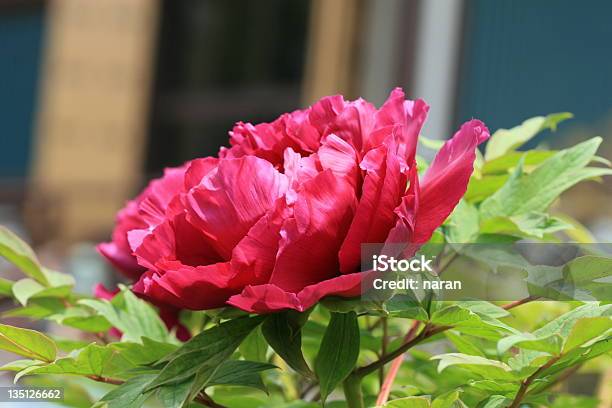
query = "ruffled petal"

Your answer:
(369, 88), (429, 161)
(186, 156), (288, 259)
(133, 261), (236, 310)
(269, 170), (357, 292)
(227, 284), (302, 313)
(338, 142), (408, 273)
(228, 272), (364, 313)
